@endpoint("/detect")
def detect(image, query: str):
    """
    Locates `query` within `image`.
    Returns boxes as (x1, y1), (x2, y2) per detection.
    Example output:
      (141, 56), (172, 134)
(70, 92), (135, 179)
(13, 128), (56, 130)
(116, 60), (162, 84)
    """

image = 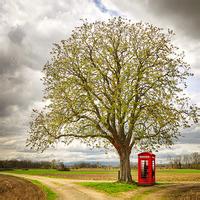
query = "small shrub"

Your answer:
(56, 163), (70, 171)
